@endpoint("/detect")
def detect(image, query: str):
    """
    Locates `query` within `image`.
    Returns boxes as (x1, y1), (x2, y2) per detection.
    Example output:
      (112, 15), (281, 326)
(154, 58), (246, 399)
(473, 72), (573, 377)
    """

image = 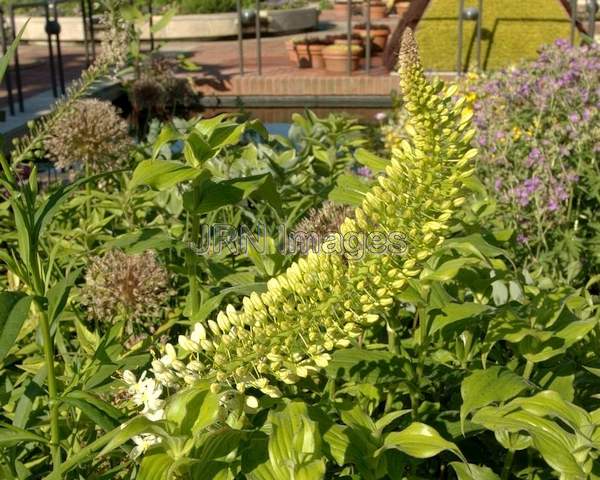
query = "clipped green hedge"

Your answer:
(416, 0), (576, 71)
